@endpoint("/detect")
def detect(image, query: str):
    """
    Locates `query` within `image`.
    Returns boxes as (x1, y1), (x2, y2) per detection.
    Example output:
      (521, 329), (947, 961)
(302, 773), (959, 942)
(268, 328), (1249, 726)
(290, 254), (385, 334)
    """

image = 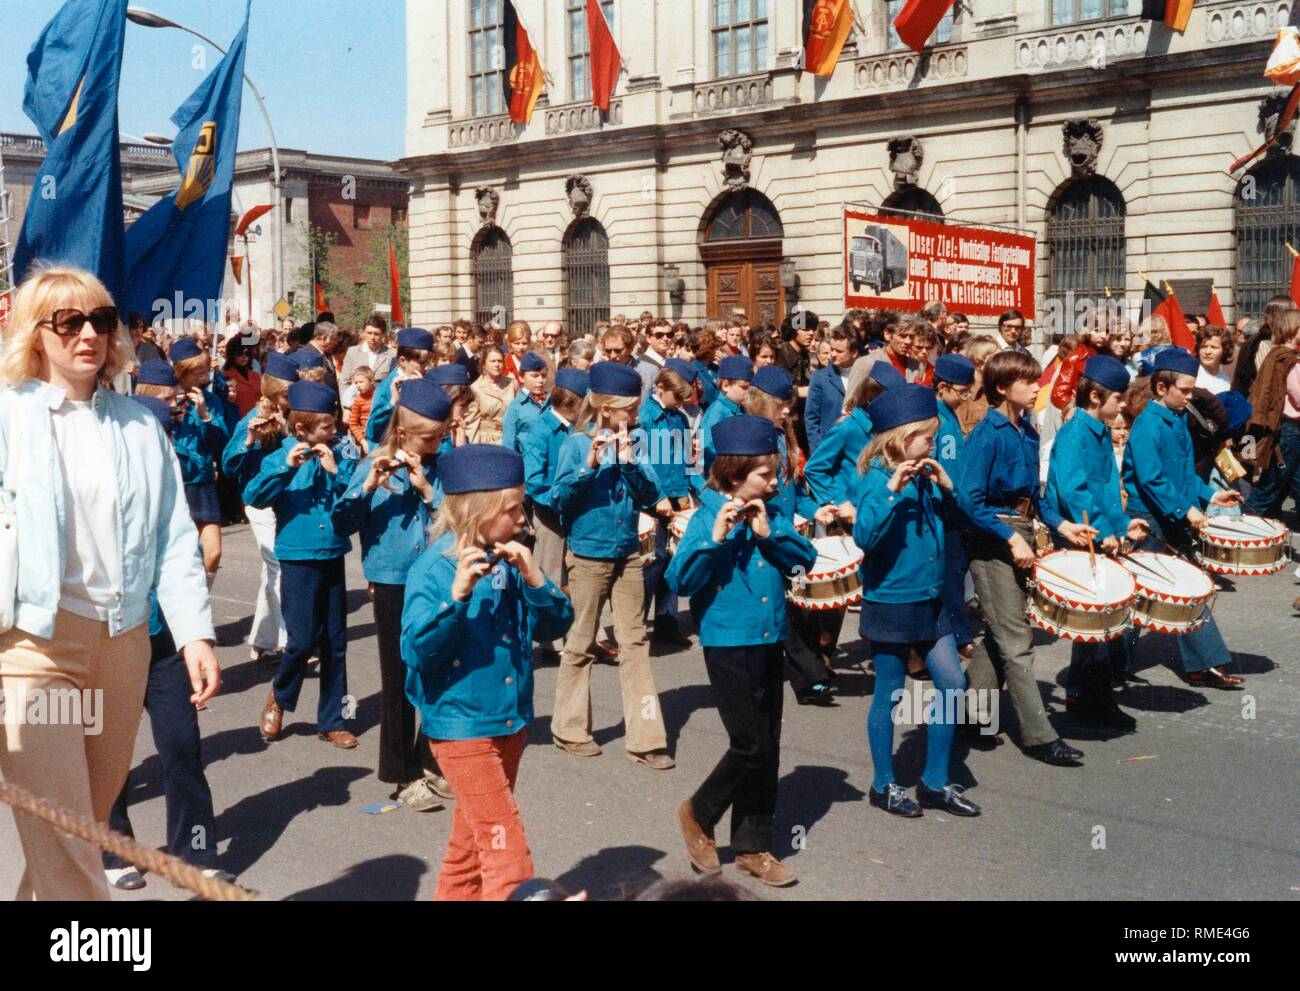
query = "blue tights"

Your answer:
(868, 634), (966, 792)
